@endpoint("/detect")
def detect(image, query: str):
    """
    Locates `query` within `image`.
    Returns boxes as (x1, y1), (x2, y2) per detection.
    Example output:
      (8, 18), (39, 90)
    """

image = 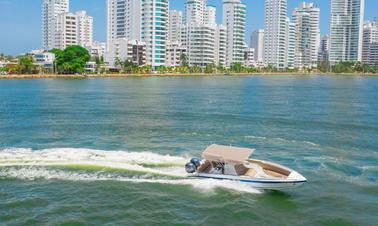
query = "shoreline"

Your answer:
(1, 72), (377, 79)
